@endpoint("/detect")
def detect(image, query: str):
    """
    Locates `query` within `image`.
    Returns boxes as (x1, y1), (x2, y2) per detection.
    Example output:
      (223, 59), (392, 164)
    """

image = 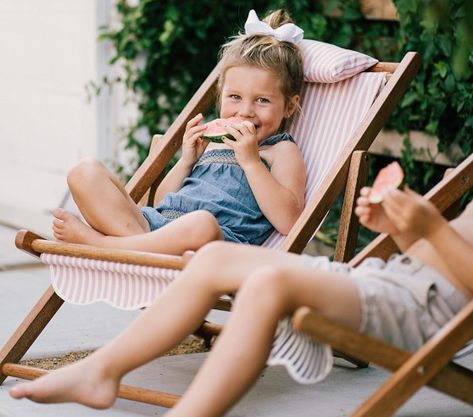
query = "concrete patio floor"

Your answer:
(1, 223), (472, 417)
